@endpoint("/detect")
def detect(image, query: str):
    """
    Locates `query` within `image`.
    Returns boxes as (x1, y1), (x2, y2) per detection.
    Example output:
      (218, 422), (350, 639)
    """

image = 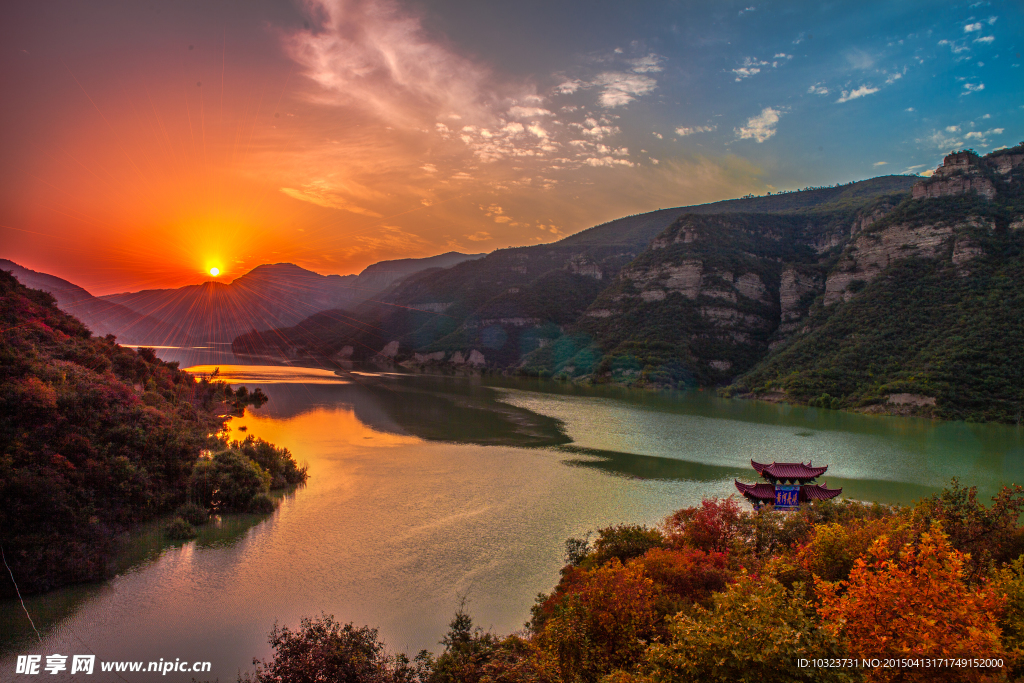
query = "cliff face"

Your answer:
(733, 144), (1024, 423)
